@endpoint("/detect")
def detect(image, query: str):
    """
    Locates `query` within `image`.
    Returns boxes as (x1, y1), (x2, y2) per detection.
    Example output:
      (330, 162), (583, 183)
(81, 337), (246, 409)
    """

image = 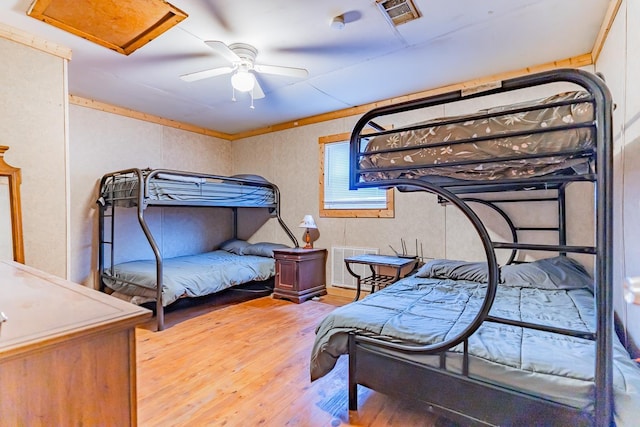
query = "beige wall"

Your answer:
(0, 37), (67, 277)
(68, 105), (233, 287)
(596, 0), (640, 356)
(231, 118), (446, 256)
